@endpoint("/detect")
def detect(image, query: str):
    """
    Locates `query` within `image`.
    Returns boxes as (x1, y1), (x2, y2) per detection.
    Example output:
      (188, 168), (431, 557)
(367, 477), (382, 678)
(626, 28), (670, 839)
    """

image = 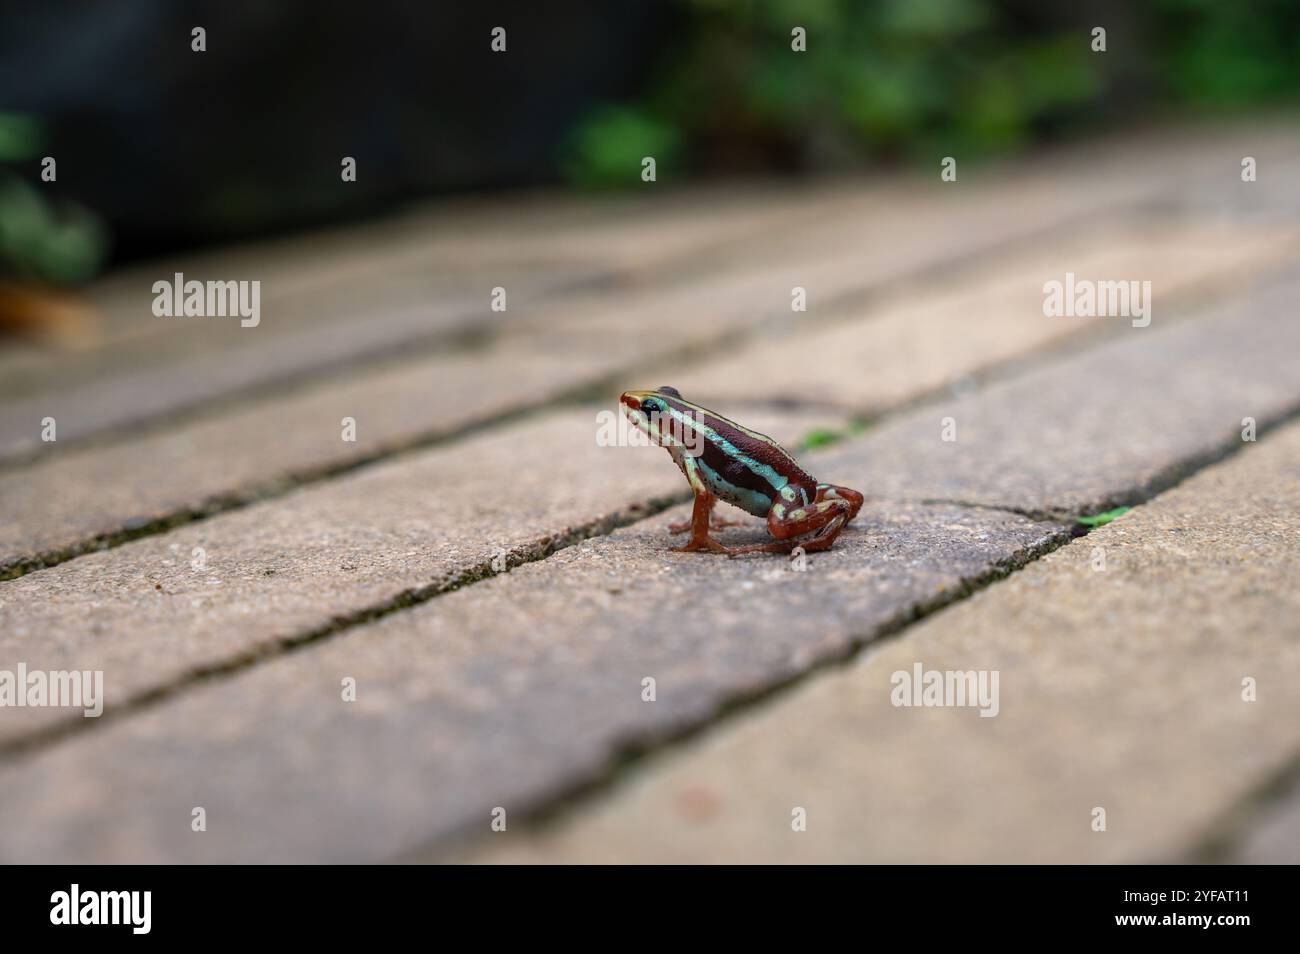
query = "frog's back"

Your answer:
(658, 388), (819, 517)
